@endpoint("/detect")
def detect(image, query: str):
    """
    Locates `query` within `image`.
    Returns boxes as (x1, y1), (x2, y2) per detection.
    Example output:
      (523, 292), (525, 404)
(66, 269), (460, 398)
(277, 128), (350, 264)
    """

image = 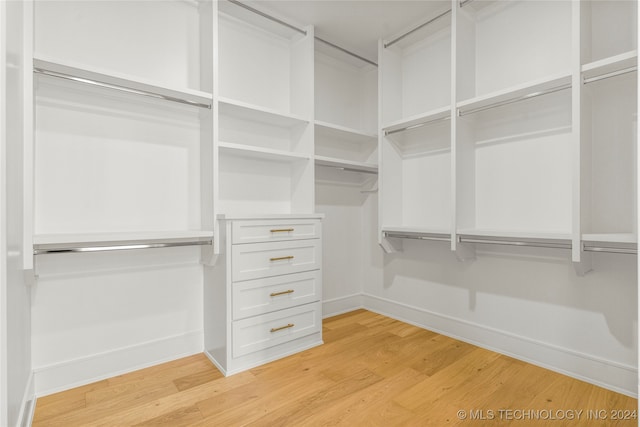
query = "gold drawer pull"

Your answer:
(270, 323), (294, 333)
(270, 255), (294, 262)
(270, 228), (294, 233)
(270, 289), (294, 297)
